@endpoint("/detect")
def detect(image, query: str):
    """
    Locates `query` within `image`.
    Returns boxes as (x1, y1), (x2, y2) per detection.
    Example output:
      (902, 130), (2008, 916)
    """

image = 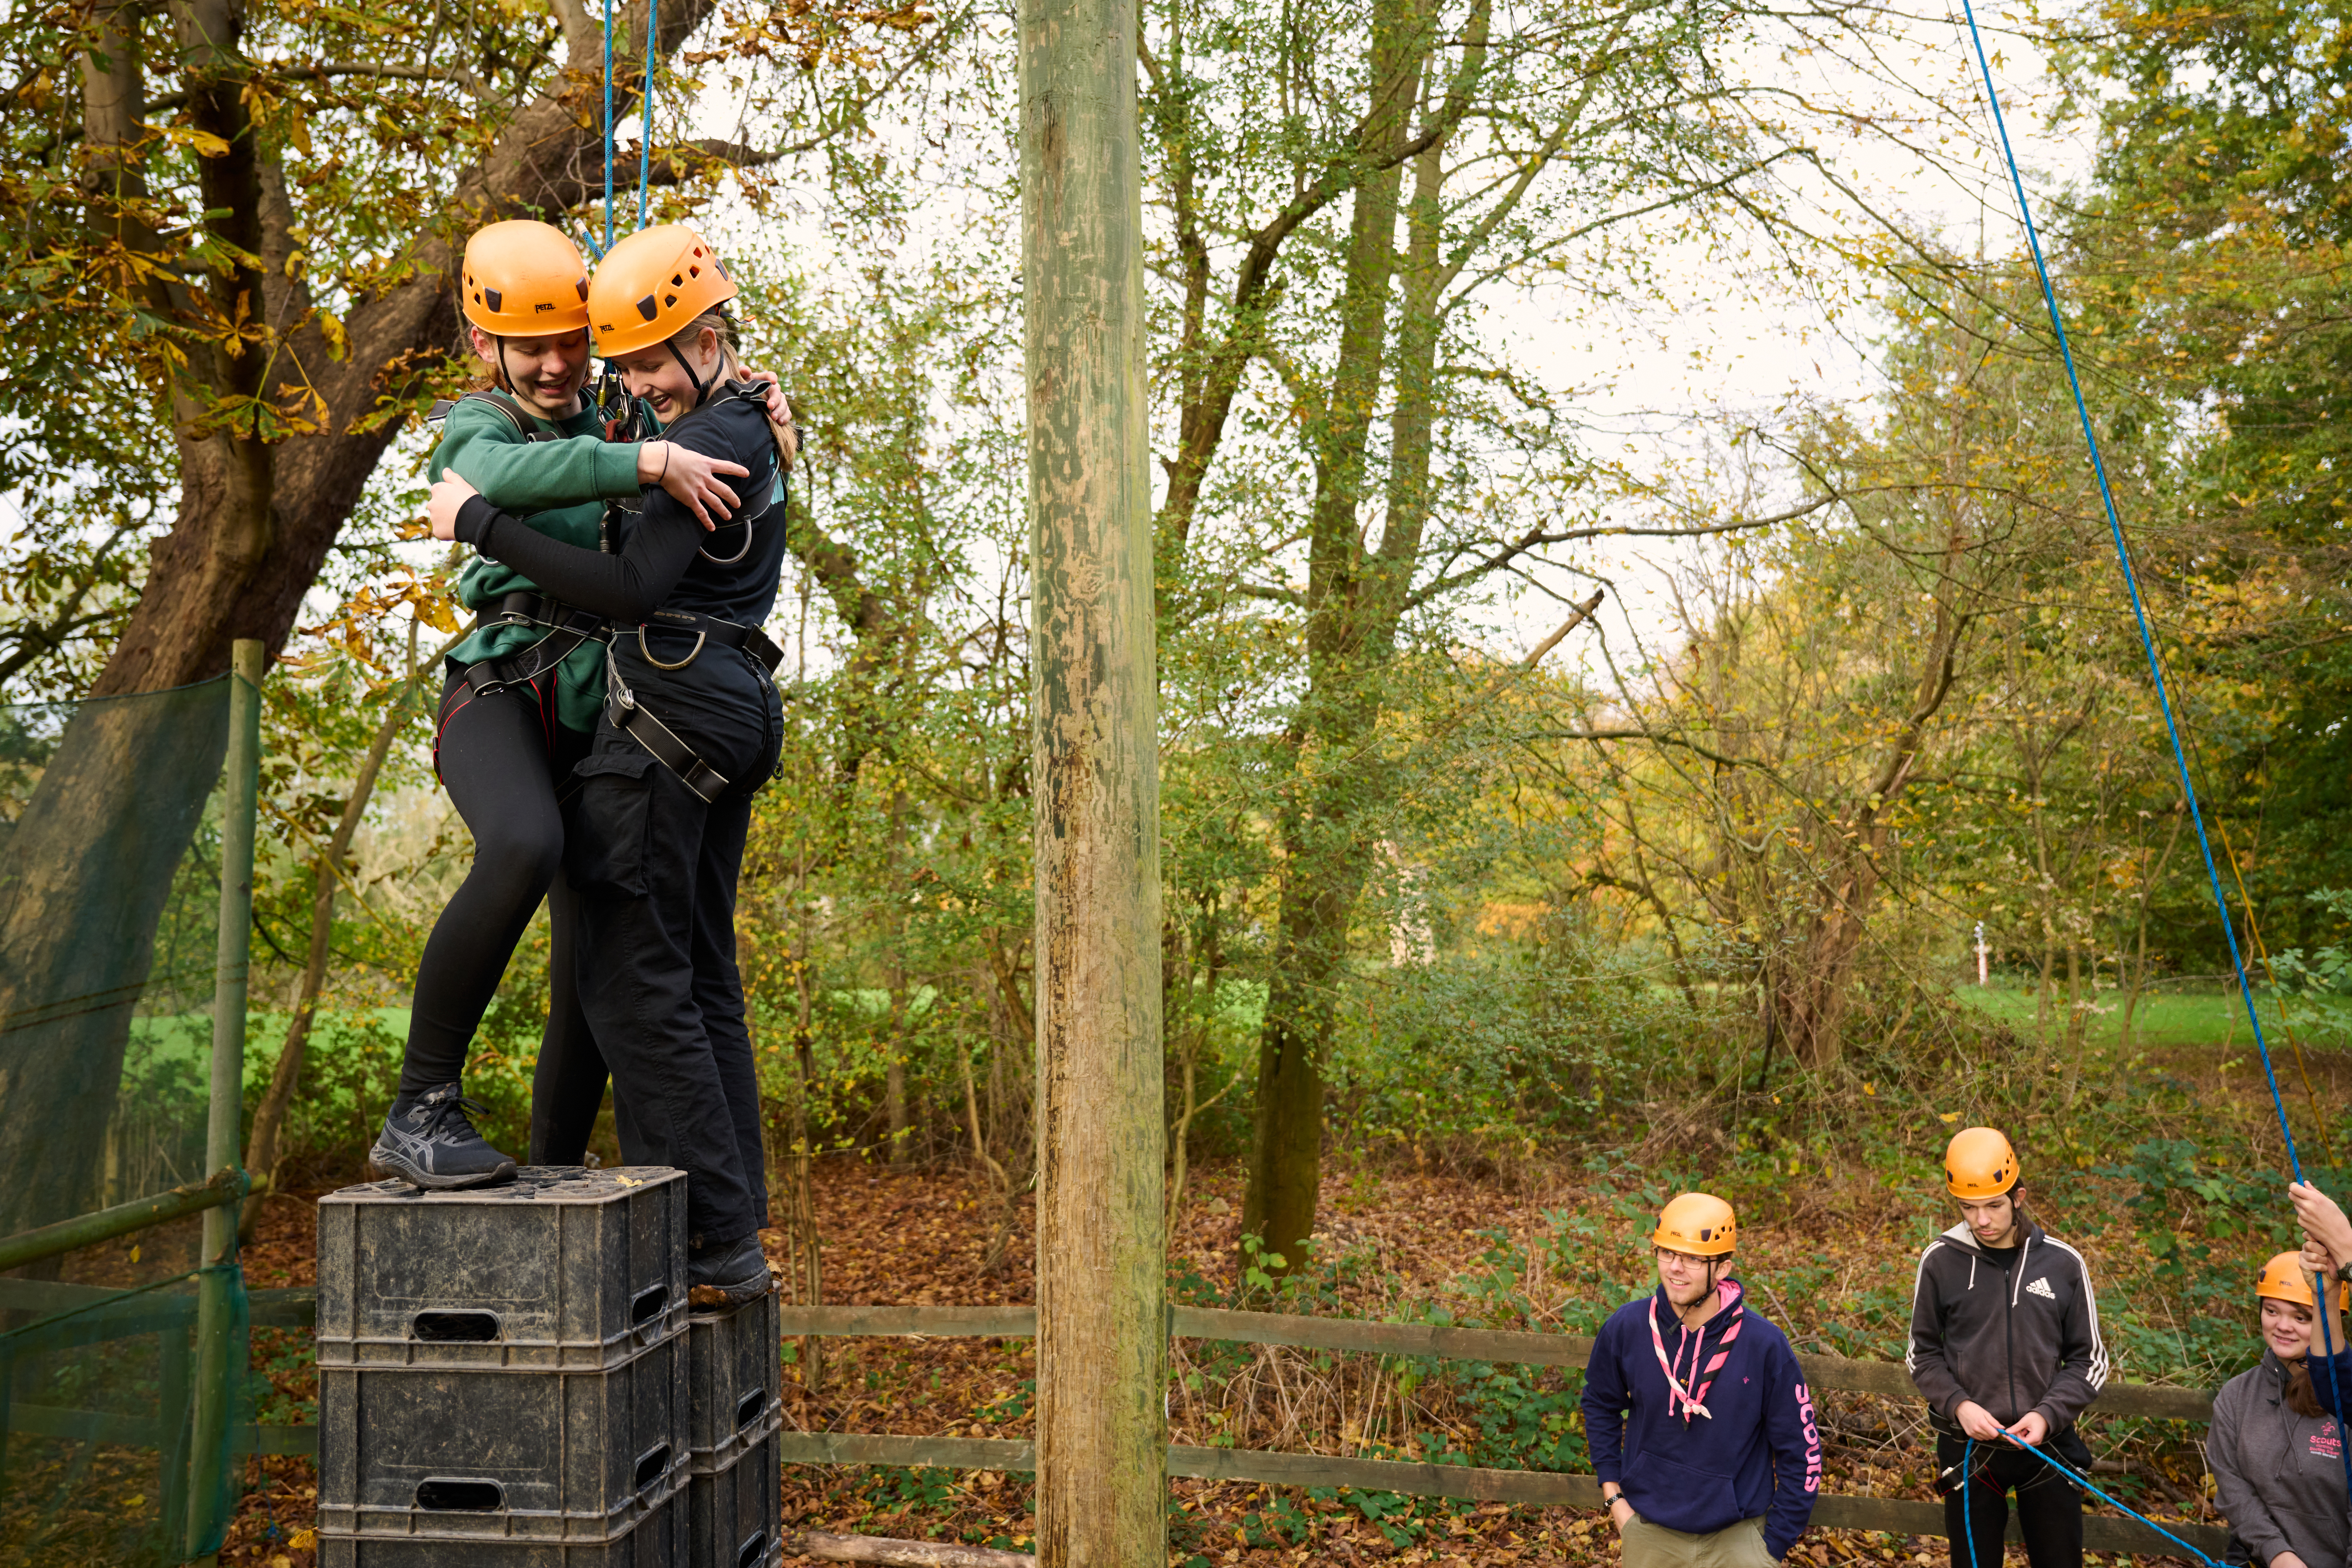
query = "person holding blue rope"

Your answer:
(1908, 1128), (2108, 1568)
(1582, 1193), (1821, 1568)
(2206, 1250), (2348, 1568)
